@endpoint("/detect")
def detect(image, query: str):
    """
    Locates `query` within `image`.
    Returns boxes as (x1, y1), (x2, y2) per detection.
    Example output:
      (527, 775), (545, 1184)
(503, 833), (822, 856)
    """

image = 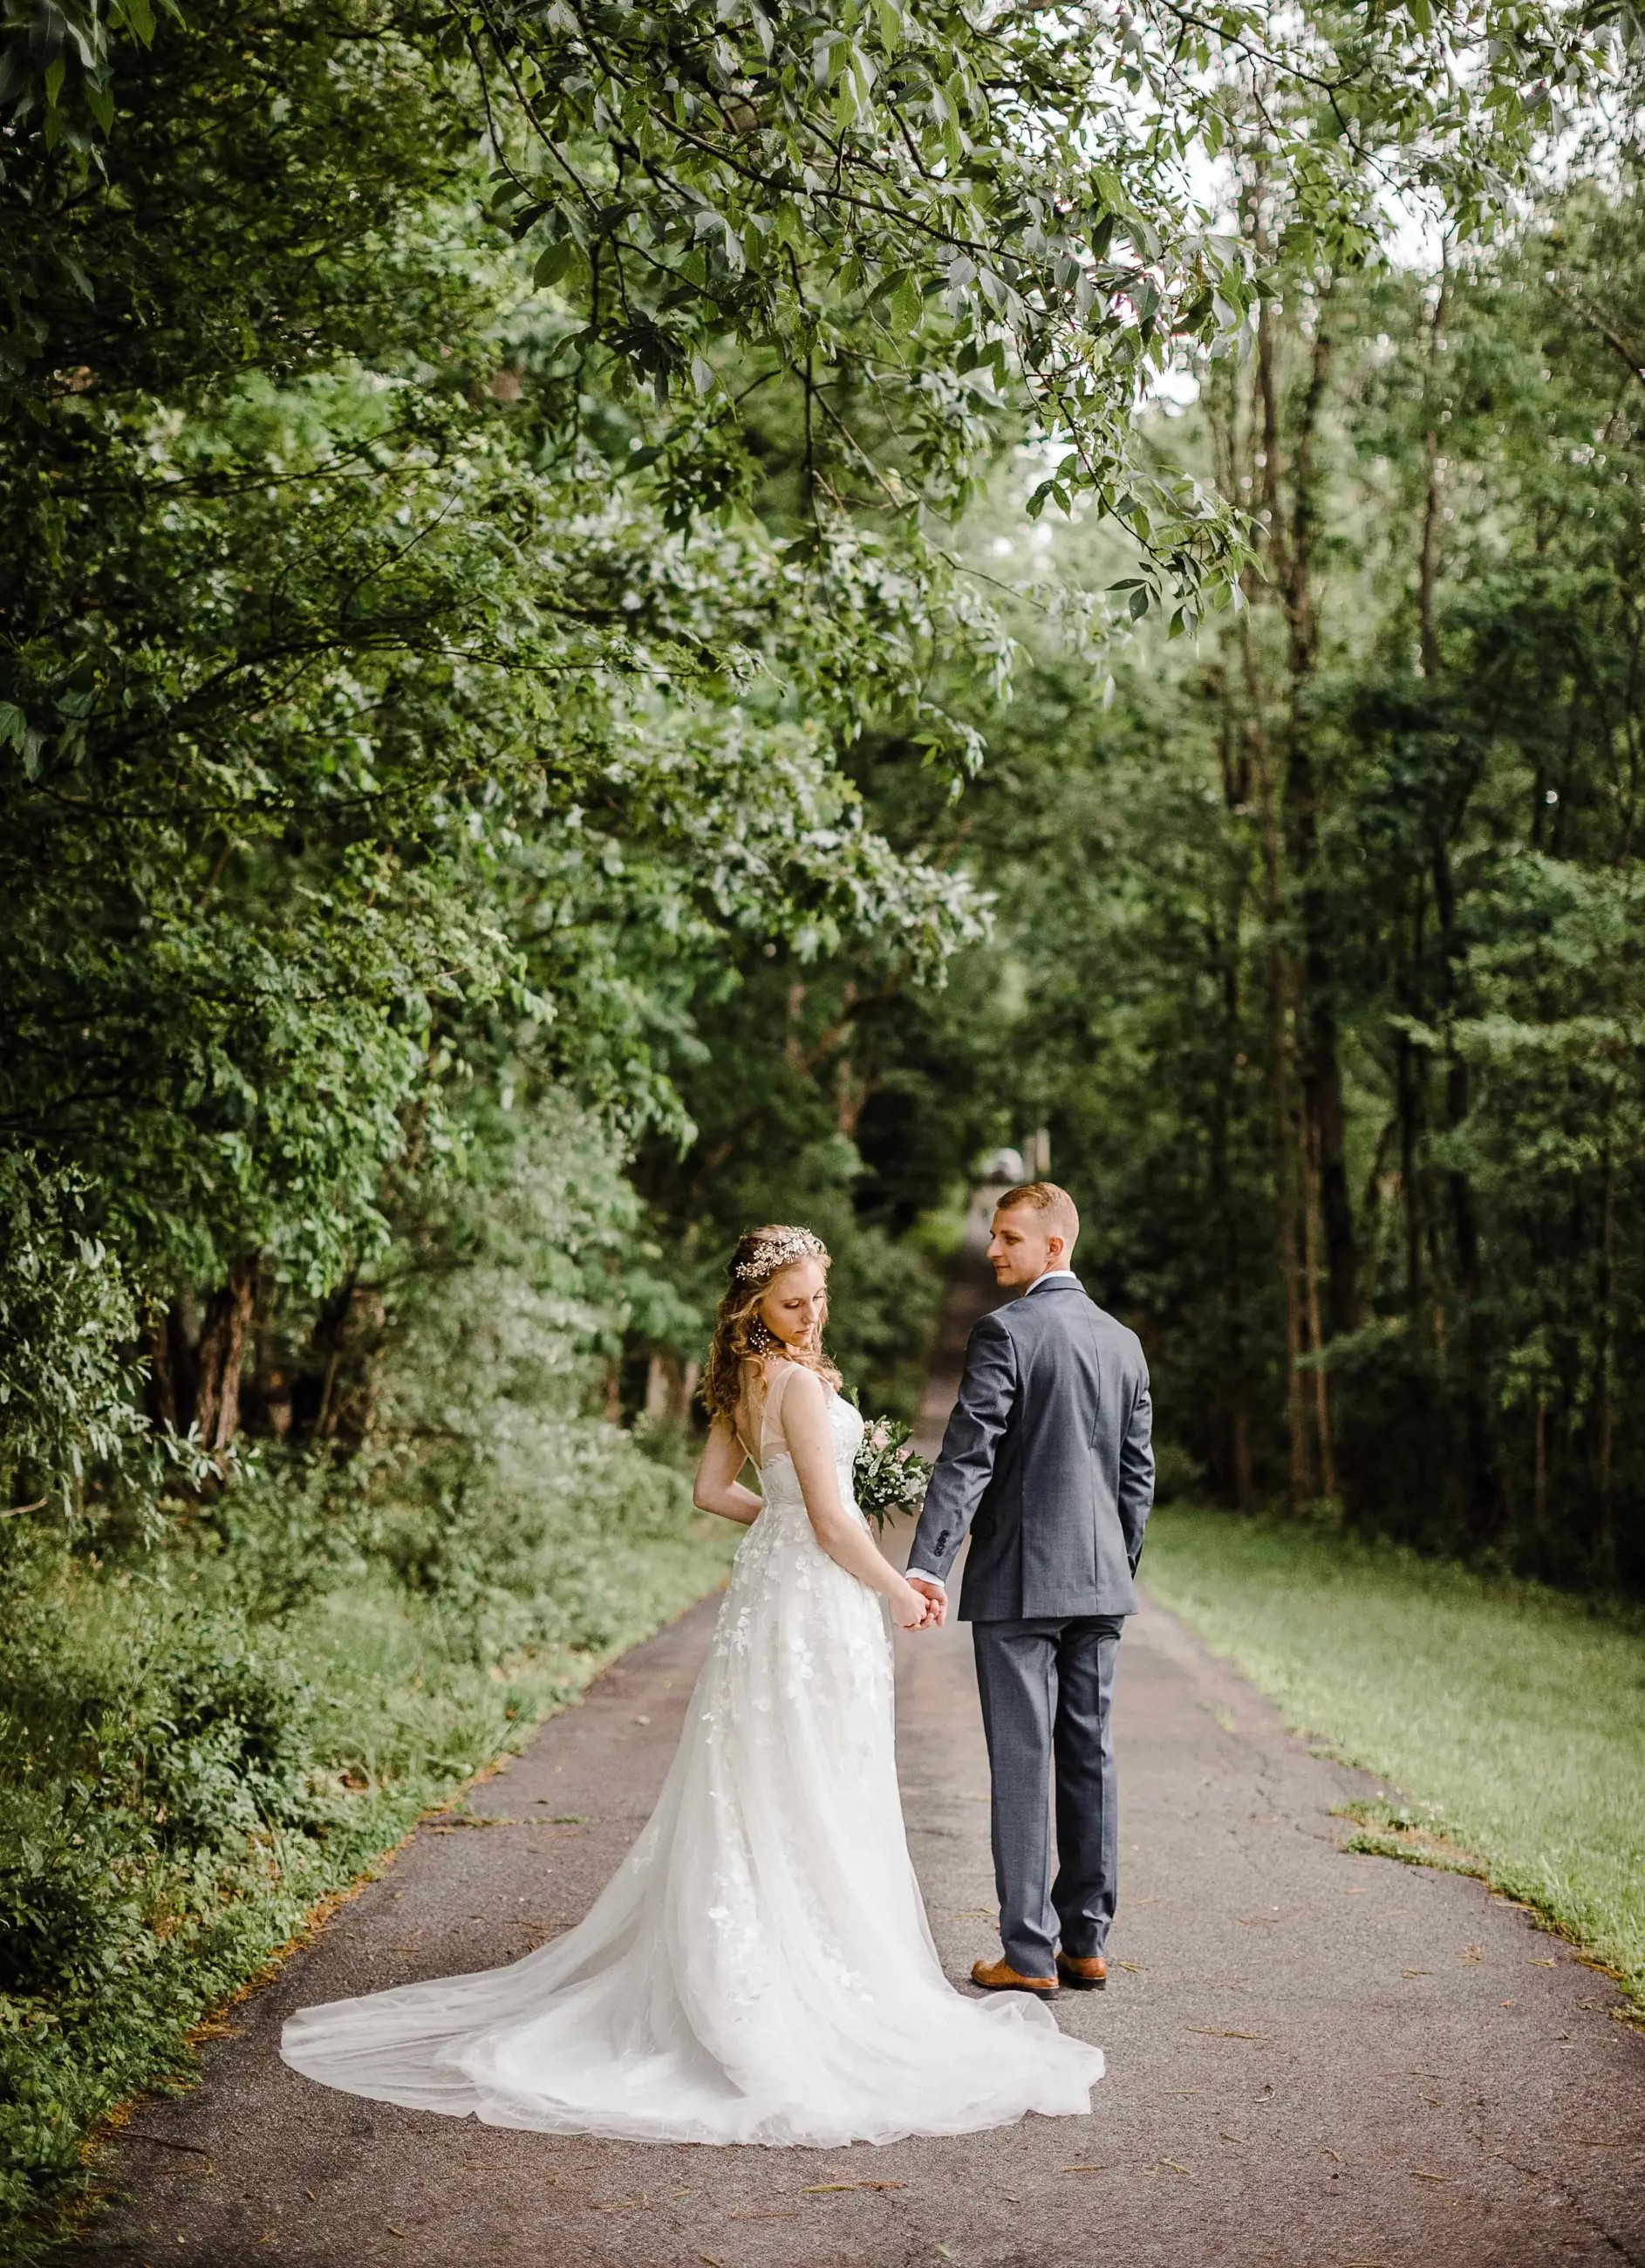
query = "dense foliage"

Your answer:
(845, 181), (1645, 1590)
(2, 0), (1642, 2247)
